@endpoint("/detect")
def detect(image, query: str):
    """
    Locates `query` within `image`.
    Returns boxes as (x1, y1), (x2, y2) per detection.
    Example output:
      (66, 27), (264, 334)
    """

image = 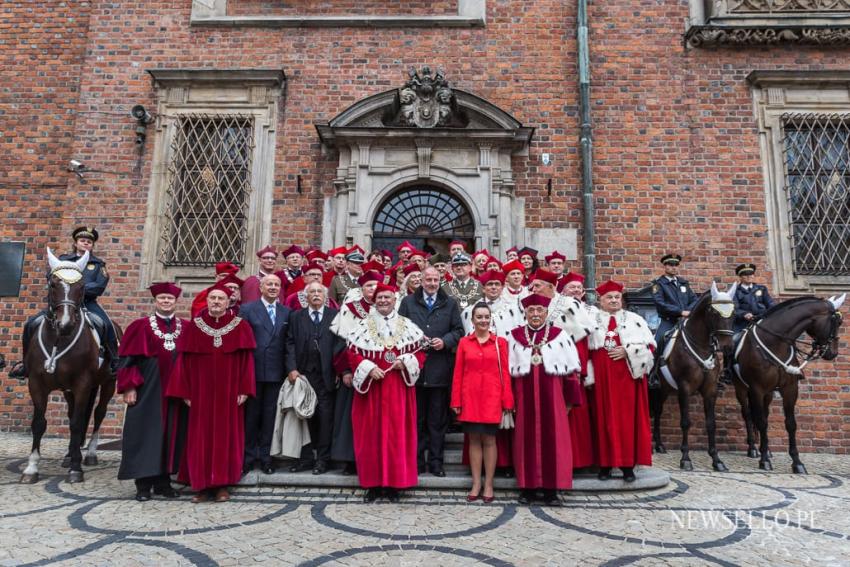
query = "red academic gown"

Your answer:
(166, 311), (256, 491)
(191, 289), (210, 318)
(511, 325), (582, 490)
(590, 316), (652, 468)
(117, 315), (188, 480)
(569, 337), (598, 468)
(348, 346), (425, 489)
(283, 290), (339, 312)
